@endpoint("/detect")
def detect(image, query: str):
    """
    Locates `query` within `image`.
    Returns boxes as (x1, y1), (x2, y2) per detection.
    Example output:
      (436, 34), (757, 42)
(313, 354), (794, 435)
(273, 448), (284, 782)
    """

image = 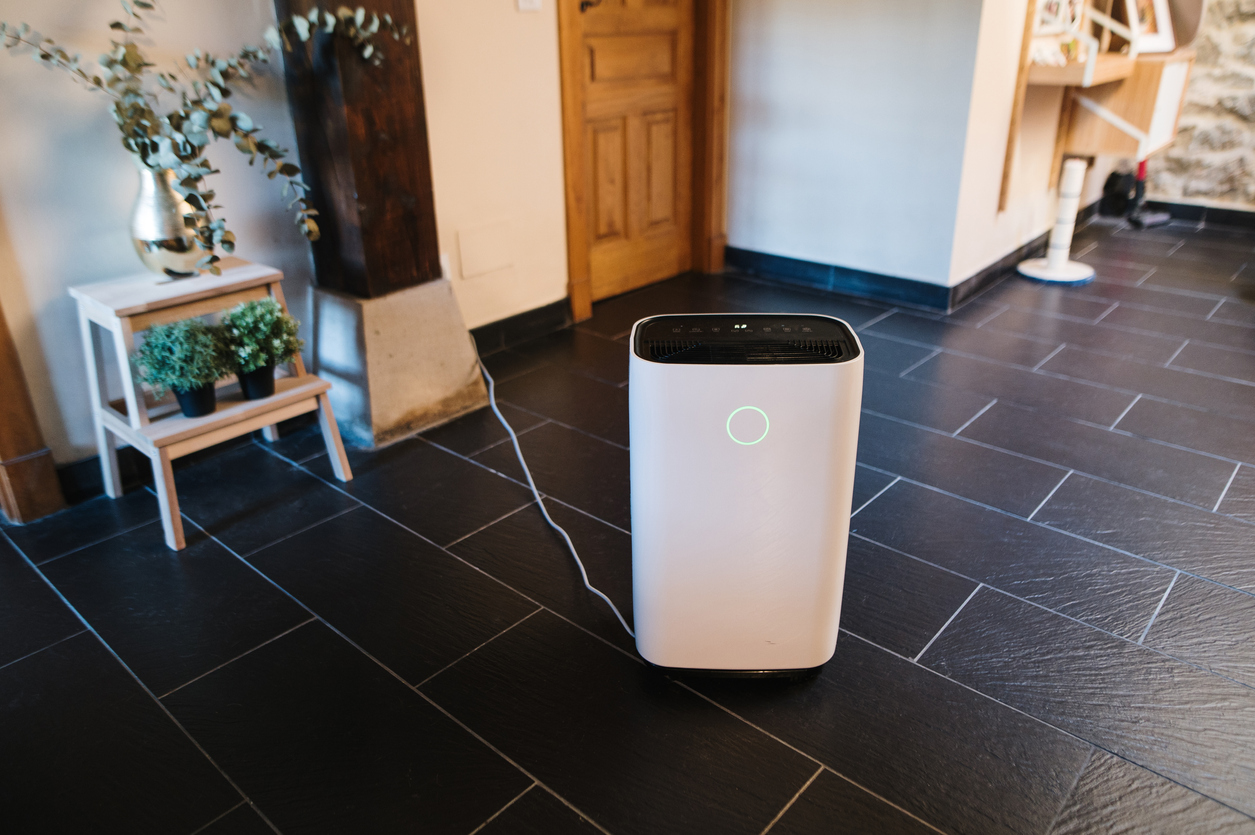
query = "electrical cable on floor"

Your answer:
(472, 341), (636, 639)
